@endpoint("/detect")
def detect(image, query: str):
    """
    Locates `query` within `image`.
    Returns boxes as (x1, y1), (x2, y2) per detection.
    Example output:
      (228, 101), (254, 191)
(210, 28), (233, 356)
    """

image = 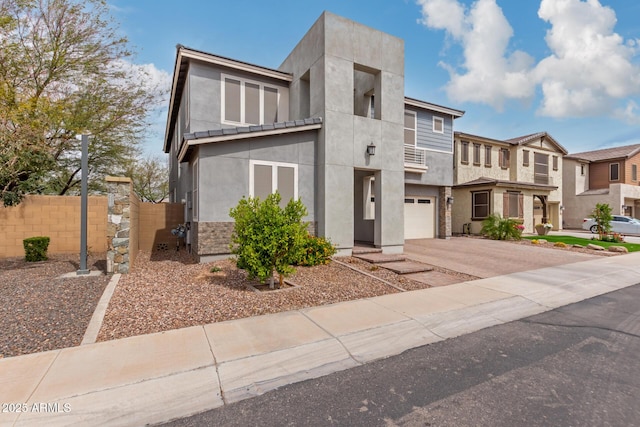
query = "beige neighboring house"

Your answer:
(452, 132), (568, 235)
(562, 144), (640, 228)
